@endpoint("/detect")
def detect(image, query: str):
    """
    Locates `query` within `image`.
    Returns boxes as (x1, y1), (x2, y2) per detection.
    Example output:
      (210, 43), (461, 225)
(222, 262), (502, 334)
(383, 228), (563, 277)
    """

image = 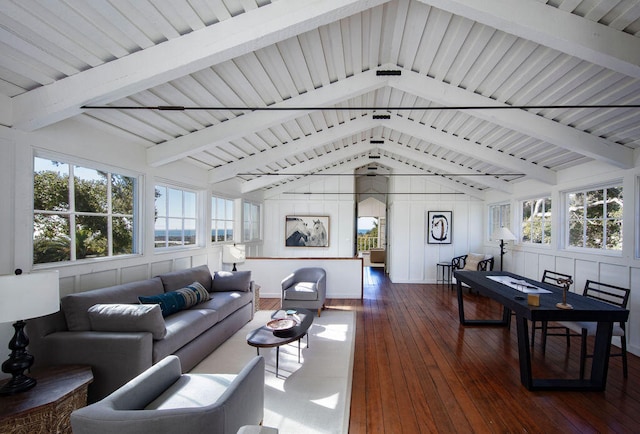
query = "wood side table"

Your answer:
(0, 365), (93, 434)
